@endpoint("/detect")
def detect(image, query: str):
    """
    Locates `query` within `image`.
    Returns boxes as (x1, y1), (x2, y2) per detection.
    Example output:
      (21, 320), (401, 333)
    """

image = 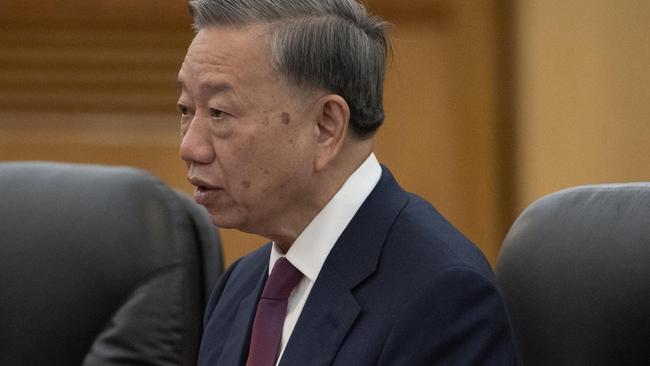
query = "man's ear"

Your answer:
(313, 94), (350, 171)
